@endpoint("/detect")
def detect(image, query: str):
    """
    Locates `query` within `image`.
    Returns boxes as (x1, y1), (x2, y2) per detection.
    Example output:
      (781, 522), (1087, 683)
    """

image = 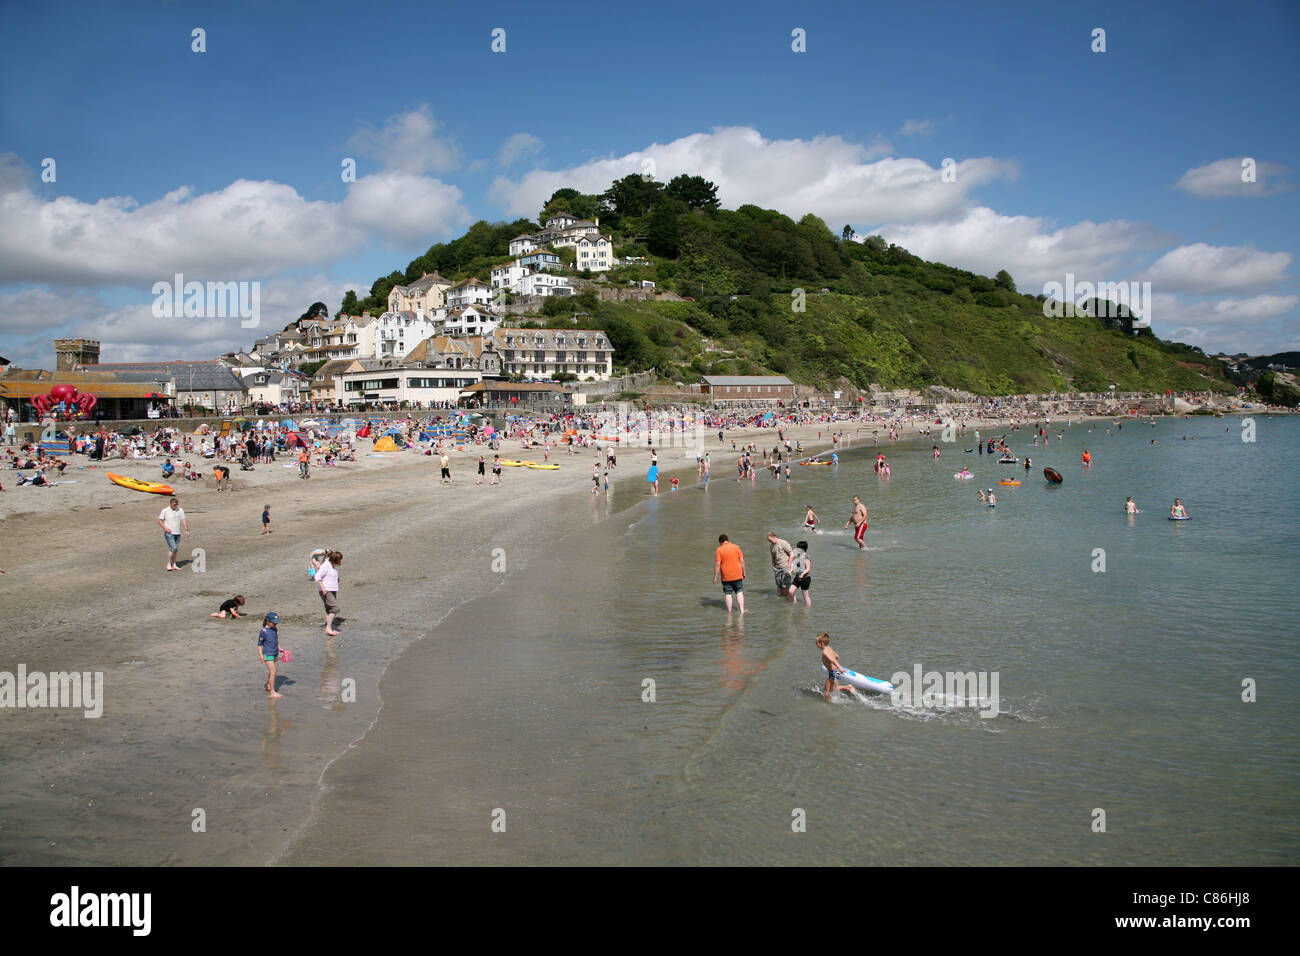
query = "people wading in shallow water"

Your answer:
(845, 495), (868, 550)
